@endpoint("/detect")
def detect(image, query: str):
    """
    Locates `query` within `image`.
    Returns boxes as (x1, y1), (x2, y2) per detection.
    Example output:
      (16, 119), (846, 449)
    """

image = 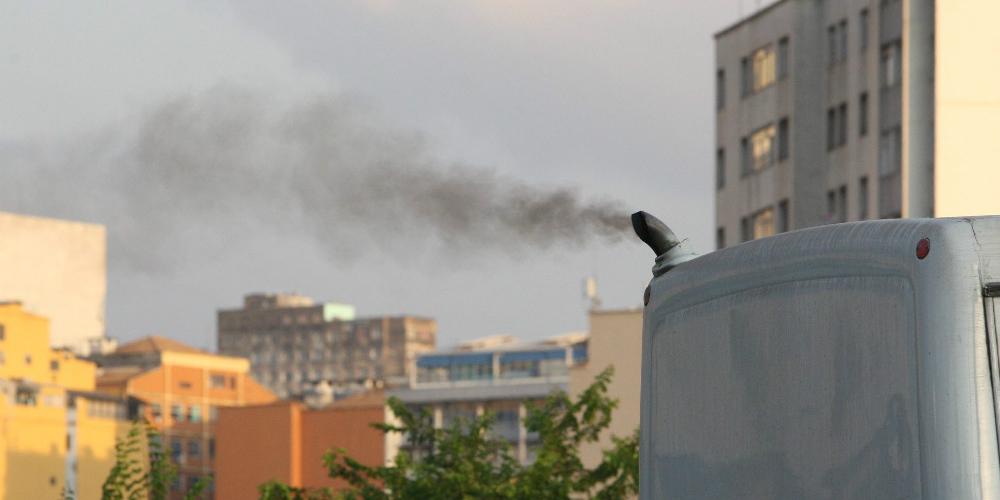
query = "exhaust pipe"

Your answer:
(631, 211), (698, 277)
